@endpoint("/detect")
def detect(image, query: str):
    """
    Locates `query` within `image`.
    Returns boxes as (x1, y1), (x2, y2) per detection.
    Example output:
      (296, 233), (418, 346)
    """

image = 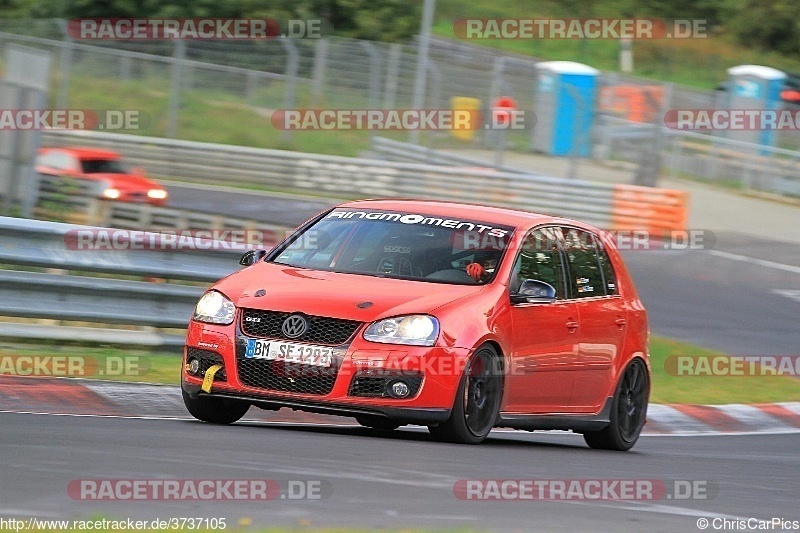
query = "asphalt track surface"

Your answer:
(622, 232), (800, 356)
(2, 411), (799, 532)
(169, 184), (800, 356)
(166, 183), (335, 227)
